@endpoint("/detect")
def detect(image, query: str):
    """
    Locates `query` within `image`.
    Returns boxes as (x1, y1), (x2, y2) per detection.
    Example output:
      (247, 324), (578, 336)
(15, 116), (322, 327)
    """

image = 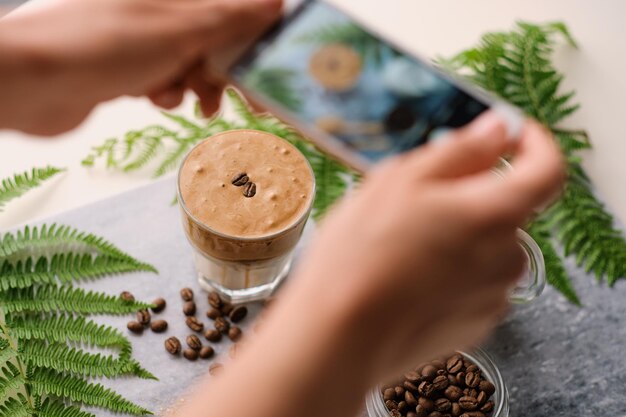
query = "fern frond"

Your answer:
(0, 395), (30, 417)
(0, 285), (152, 315)
(0, 363), (24, 399)
(123, 136), (162, 172)
(21, 340), (153, 379)
(0, 167), (65, 211)
(30, 369), (151, 415)
(0, 254), (153, 291)
(35, 398), (95, 417)
(0, 224), (156, 272)
(0, 340), (17, 367)
(8, 314), (131, 353)
(153, 140), (193, 178)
